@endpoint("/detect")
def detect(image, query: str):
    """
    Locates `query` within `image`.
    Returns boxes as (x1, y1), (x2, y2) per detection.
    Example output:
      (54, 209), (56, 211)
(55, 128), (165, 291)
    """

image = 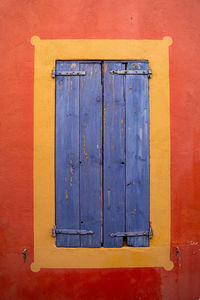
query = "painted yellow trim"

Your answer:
(31, 37), (173, 272)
